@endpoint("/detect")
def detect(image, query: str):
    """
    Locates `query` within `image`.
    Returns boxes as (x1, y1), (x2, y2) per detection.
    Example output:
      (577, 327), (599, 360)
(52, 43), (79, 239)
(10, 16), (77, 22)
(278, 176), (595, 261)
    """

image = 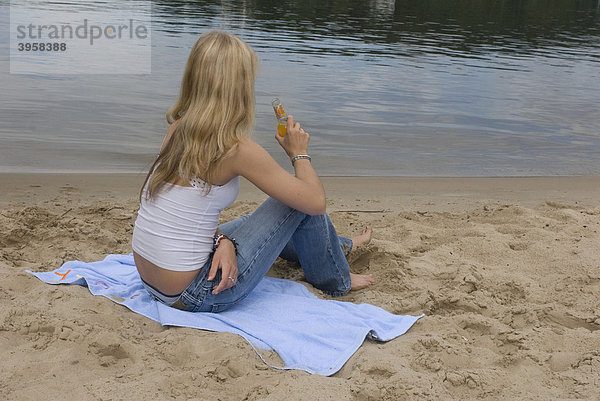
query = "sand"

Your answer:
(1, 173), (599, 400)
